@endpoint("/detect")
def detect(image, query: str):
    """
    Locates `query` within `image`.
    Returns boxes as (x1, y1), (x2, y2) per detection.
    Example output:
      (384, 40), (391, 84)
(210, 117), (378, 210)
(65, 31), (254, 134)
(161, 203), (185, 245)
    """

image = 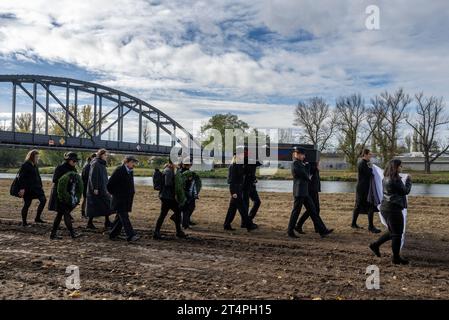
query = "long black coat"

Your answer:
(107, 165), (135, 213)
(308, 163), (321, 195)
(86, 158), (112, 217)
(292, 160), (311, 198)
(18, 161), (45, 199)
(228, 163), (245, 195)
(355, 159), (373, 211)
(48, 162), (77, 212)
